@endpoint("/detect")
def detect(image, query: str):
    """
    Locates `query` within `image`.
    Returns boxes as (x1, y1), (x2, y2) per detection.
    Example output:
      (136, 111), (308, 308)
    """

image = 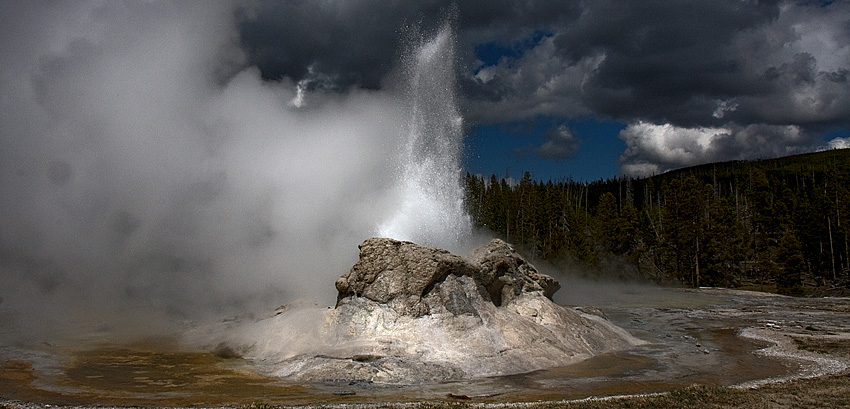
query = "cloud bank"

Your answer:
(233, 0), (849, 174)
(457, 1), (850, 174)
